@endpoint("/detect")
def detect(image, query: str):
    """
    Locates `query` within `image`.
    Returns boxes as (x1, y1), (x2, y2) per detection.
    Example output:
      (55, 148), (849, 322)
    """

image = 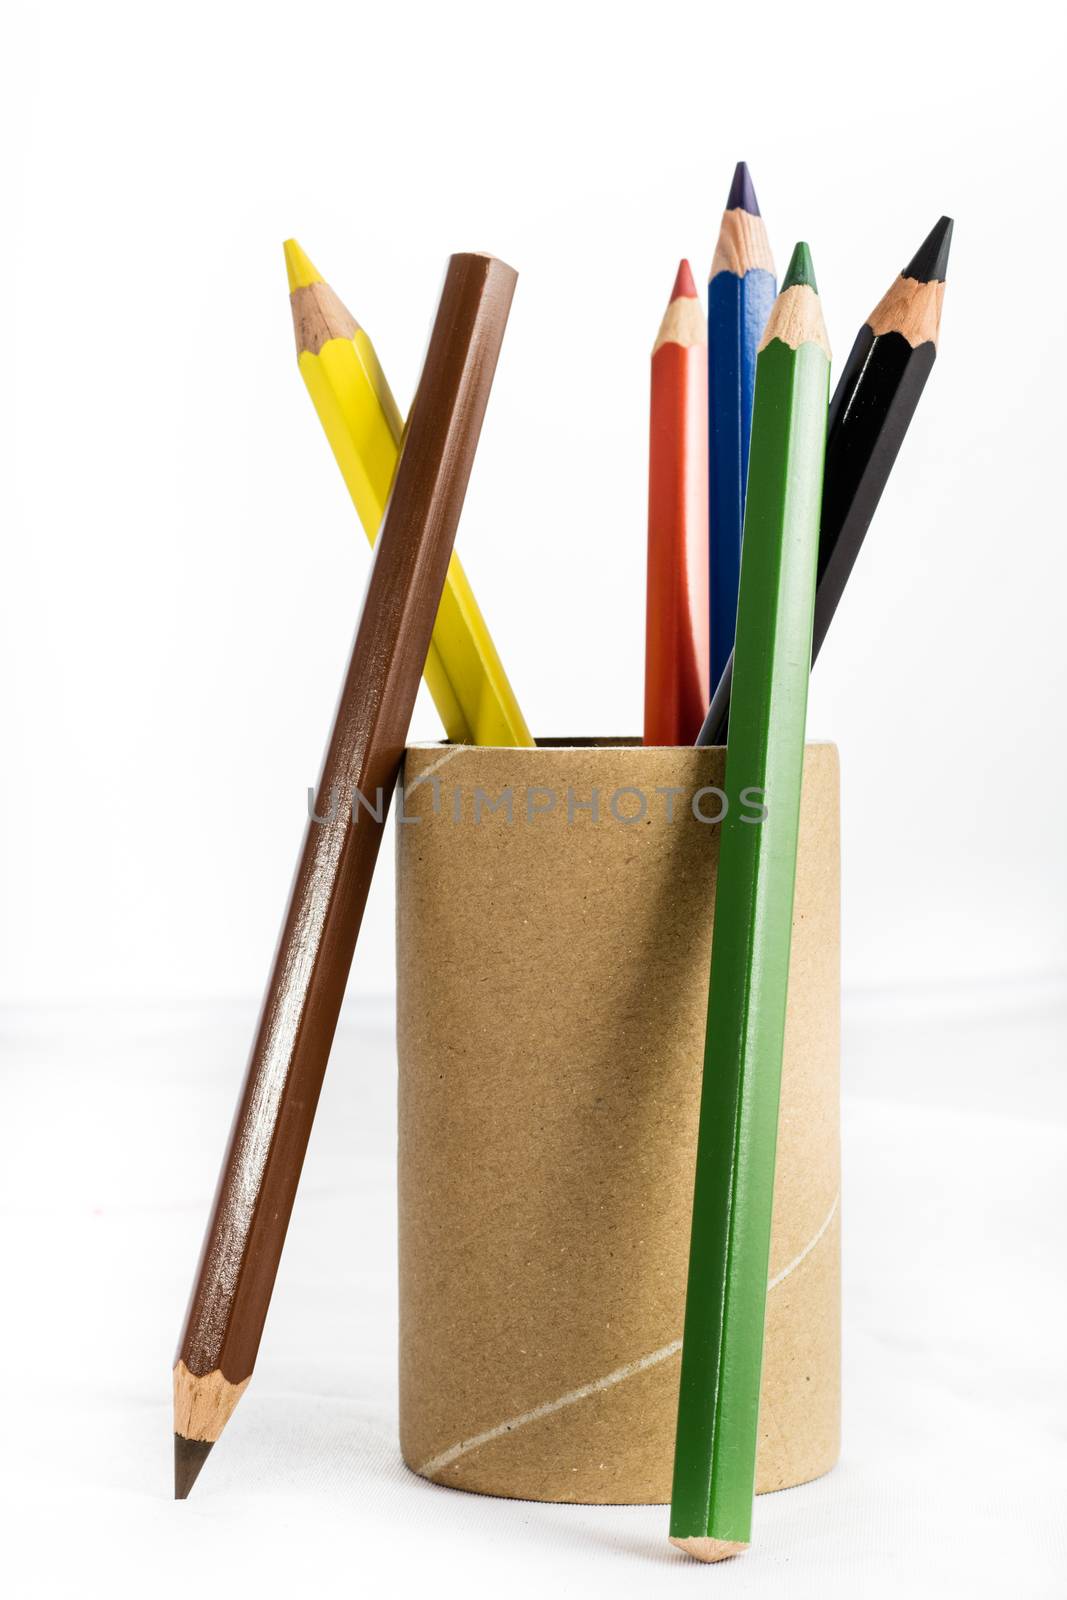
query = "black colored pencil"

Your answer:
(696, 216), (953, 746)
